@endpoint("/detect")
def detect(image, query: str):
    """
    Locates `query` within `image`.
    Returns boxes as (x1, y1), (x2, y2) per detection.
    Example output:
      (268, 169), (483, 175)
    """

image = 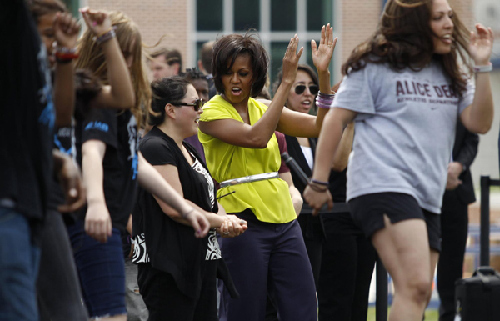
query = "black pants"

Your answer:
(318, 212), (376, 321)
(437, 191), (468, 321)
(138, 260), (218, 321)
(265, 214), (322, 321)
(37, 210), (88, 321)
